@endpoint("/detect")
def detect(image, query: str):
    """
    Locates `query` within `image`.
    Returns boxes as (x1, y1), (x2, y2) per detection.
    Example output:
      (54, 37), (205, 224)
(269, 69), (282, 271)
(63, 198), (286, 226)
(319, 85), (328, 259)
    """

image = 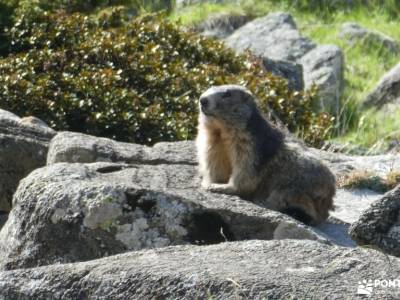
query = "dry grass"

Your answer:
(385, 170), (400, 190)
(338, 170), (400, 192)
